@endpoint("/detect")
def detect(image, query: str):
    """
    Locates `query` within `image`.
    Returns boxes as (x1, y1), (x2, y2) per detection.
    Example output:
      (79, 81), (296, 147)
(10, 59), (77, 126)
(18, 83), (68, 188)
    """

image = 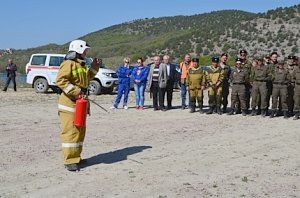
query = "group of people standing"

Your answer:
(180, 50), (300, 120)
(111, 50), (300, 120)
(111, 55), (178, 111)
